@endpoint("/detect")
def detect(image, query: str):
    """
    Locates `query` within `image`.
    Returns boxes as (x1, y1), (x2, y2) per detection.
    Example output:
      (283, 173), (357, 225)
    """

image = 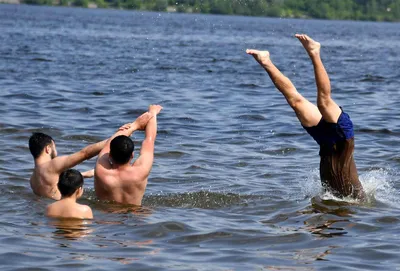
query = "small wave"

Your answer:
(237, 114), (266, 121)
(156, 151), (187, 158)
(176, 116), (196, 122)
(62, 134), (104, 142)
(124, 109), (147, 116)
(143, 191), (259, 209)
(3, 93), (38, 99)
(0, 127), (24, 135)
(82, 189), (261, 210)
(344, 58), (362, 63)
(360, 74), (386, 82)
(259, 147), (298, 155)
(31, 57), (53, 62)
(211, 58), (243, 64)
(74, 107), (93, 113)
(0, 68), (16, 73)
(170, 231), (232, 244)
(237, 83), (260, 88)
(26, 127), (63, 136)
(357, 128), (396, 135)
(157, 129), (171, 135)
(157, 66), (178, 71)
(273, 132), (304, 138)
